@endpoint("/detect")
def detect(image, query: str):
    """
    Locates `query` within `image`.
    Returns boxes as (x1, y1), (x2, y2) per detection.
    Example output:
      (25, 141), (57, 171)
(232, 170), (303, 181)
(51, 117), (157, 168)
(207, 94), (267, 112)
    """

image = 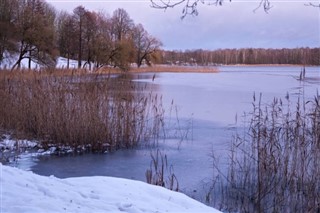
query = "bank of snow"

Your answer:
(0, 164), (220, 213)
(0, 54), (81, 70)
